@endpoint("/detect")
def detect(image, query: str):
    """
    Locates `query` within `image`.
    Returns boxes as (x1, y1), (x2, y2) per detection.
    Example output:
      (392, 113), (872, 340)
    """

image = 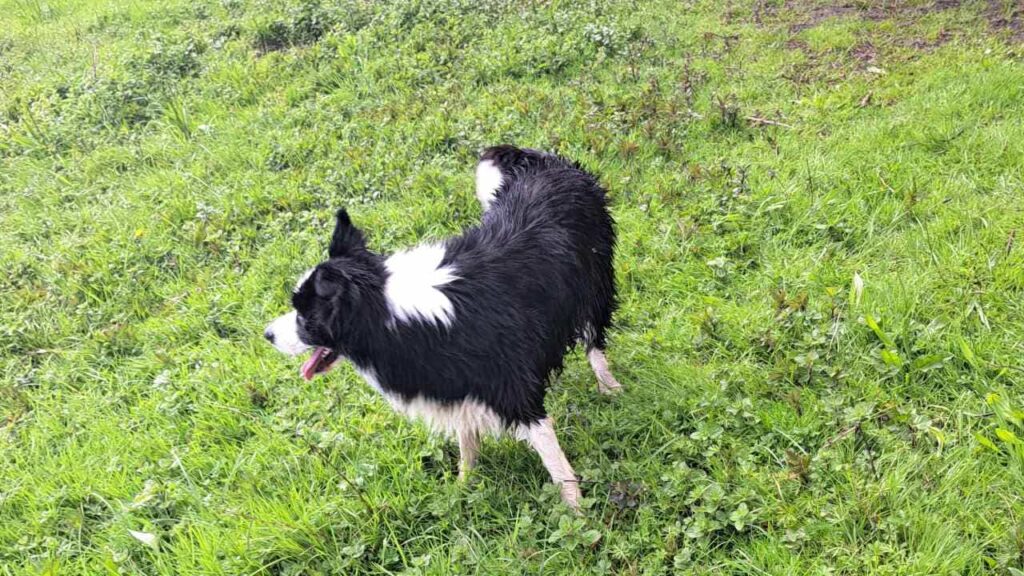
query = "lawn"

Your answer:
(2, 0), (1024, 574)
